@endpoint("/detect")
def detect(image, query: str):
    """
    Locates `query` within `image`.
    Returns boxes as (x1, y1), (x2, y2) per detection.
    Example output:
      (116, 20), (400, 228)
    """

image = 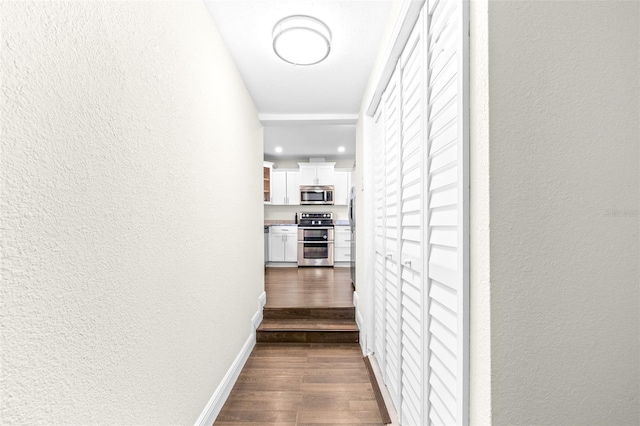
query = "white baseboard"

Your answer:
(194, 291), (266, 426)
(252, 291), (267, 331)
(353, 291), (366, 354)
